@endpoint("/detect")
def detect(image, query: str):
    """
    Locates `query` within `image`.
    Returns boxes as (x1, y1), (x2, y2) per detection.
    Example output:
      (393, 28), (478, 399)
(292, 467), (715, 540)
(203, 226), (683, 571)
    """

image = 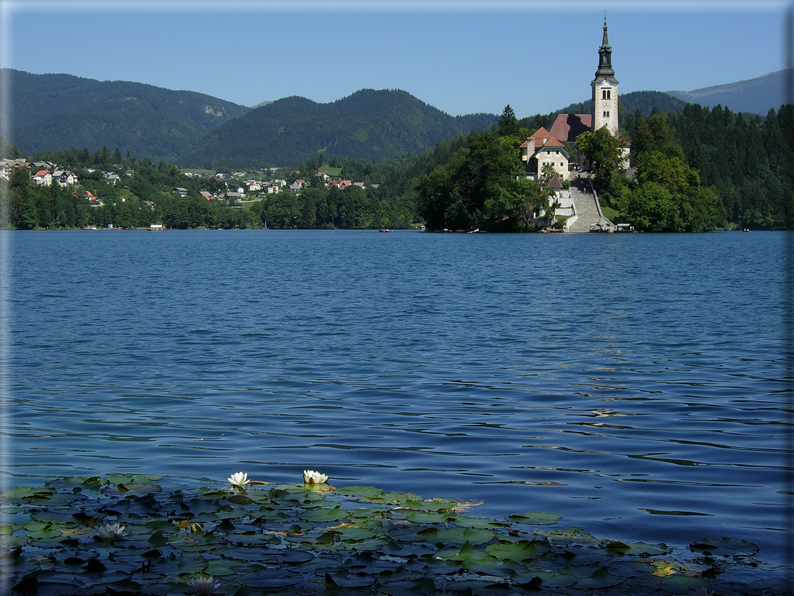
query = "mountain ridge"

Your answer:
(178, 88), (498, 168)
(4, 69), (784, 167)
(665, 69), (787, 116)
